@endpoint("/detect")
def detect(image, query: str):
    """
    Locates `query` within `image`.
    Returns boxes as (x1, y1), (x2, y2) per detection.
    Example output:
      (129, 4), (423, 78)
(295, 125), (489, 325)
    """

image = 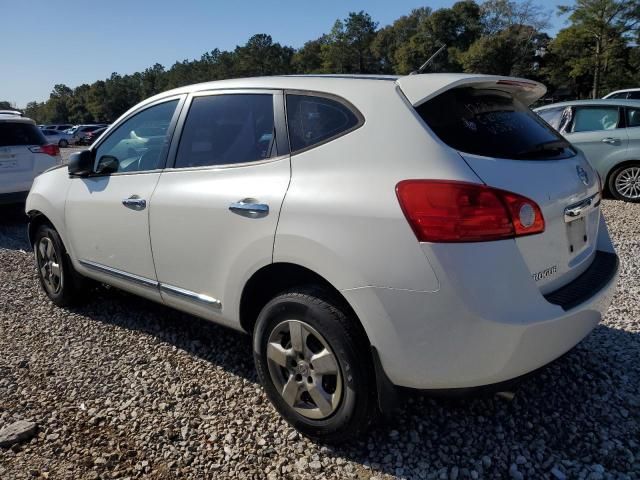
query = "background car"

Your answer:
(41, 128), (74, 147)
(535, 99), (640, 202)
(603, 88), (640, 100)
(0, 114), (61, 204)
(77, 126), (107, 146)
(66, 124), (107, 144)
(44, 124), (74, 131)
